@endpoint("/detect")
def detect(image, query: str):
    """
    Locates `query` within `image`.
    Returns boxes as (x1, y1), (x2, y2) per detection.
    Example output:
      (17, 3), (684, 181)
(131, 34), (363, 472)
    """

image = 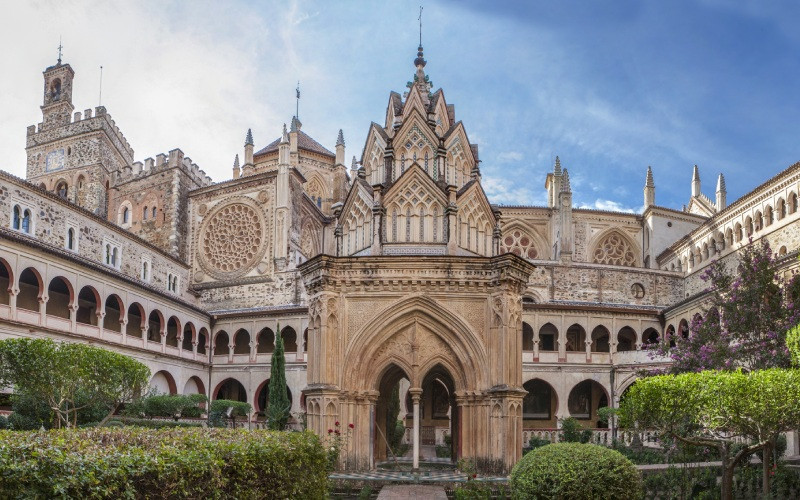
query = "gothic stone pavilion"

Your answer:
(2, 46), (800, 470)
